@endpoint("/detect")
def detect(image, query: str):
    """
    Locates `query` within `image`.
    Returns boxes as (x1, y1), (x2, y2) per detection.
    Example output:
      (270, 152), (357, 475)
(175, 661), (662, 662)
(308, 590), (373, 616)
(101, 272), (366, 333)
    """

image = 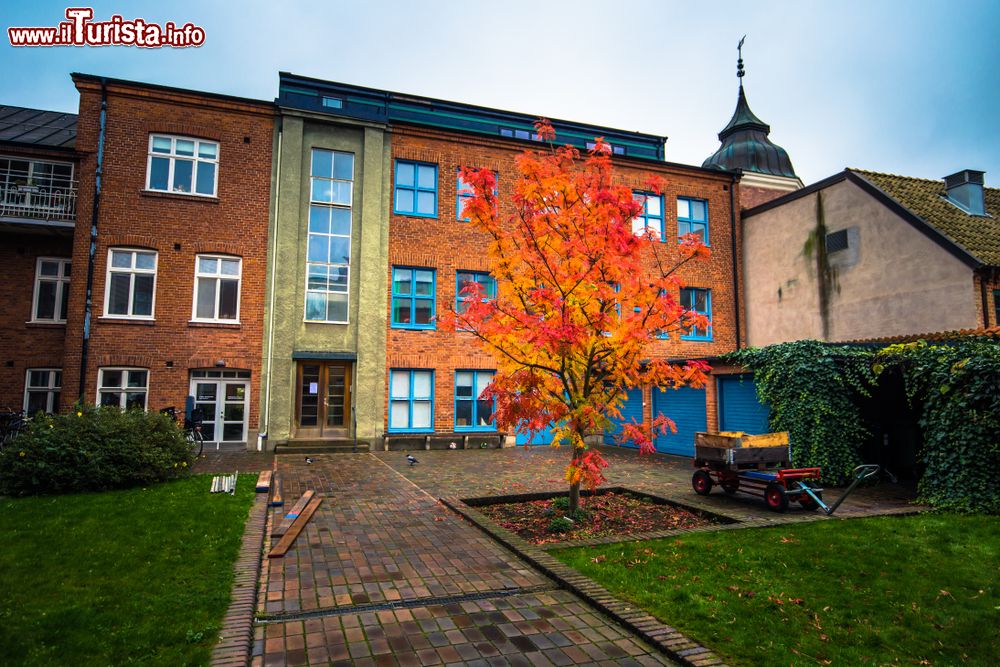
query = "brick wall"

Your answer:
(974, 268), (1000, 328)
(61, 77), (273, 441)
(740, 184), (792, 210)
(385, 126), (743, 435)
(0, 232), (73, 410)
